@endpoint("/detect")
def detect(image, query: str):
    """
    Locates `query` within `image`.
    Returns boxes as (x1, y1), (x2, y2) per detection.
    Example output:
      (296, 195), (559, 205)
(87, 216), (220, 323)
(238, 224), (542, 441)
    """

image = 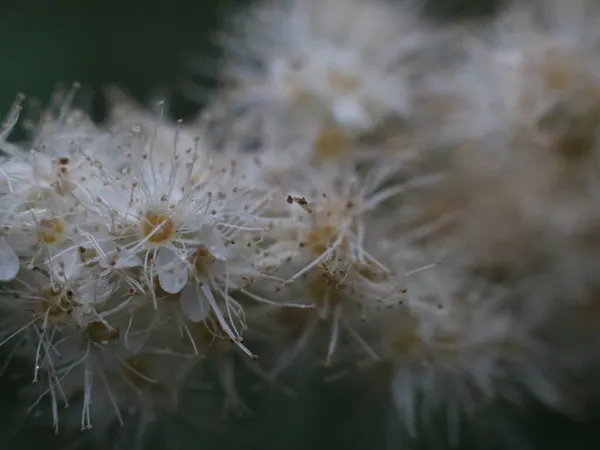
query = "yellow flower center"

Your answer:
(37, 218), (65, 244)
(142, 211), (175, 244)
